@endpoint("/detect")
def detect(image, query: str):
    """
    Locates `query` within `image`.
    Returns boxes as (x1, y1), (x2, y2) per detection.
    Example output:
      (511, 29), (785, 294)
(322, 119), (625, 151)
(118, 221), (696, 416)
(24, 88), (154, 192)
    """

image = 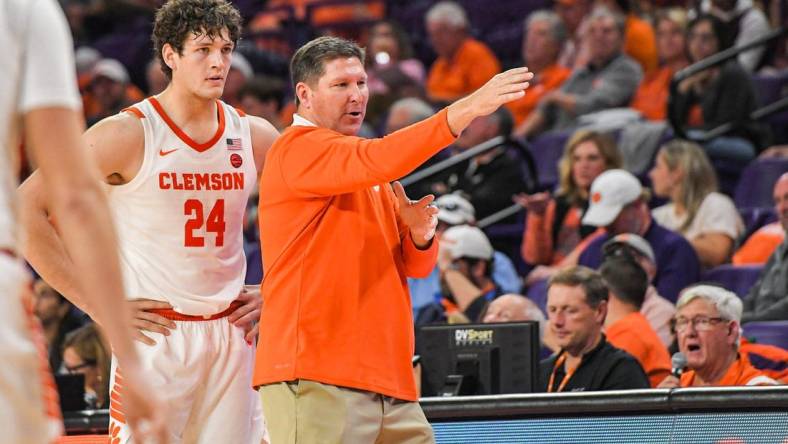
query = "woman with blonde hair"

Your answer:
(649, 139), (743, 267)
(61, 323), (111, 409)
(517, 130), (622, 283)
